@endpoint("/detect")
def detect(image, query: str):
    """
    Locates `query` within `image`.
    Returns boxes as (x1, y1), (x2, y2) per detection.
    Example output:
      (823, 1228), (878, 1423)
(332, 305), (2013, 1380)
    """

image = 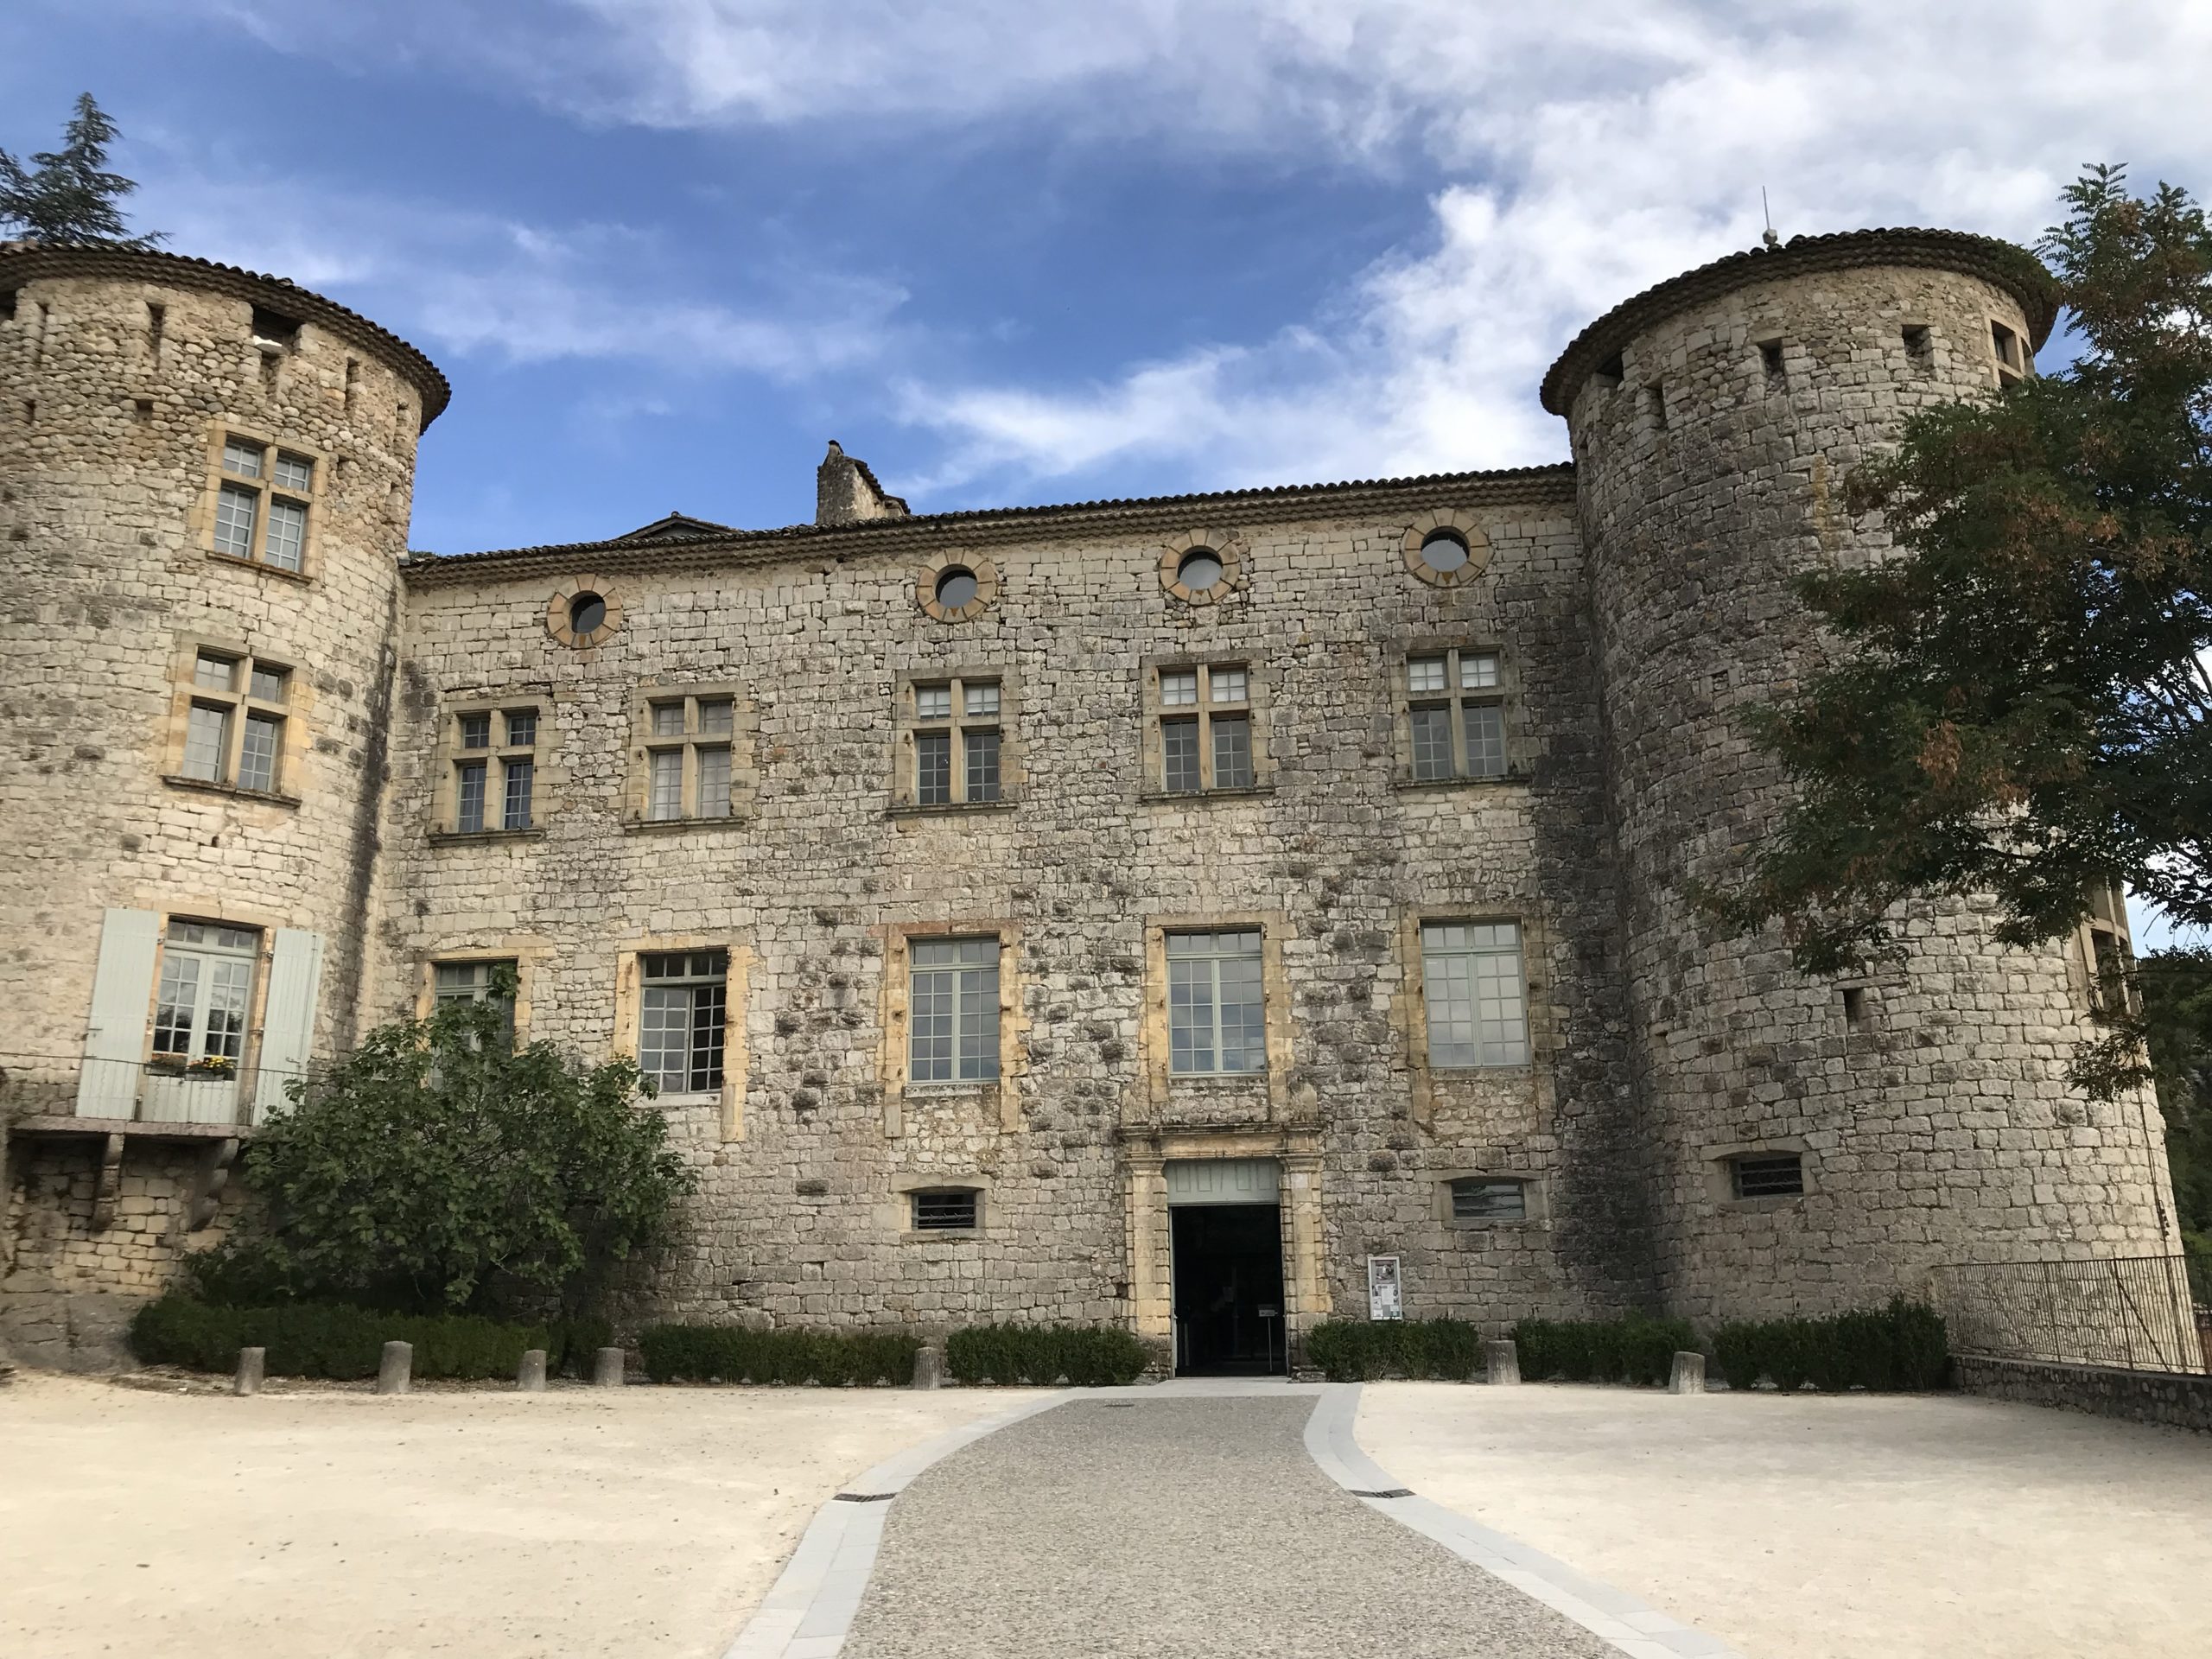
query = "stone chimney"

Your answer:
(816, 441), (910, 527)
